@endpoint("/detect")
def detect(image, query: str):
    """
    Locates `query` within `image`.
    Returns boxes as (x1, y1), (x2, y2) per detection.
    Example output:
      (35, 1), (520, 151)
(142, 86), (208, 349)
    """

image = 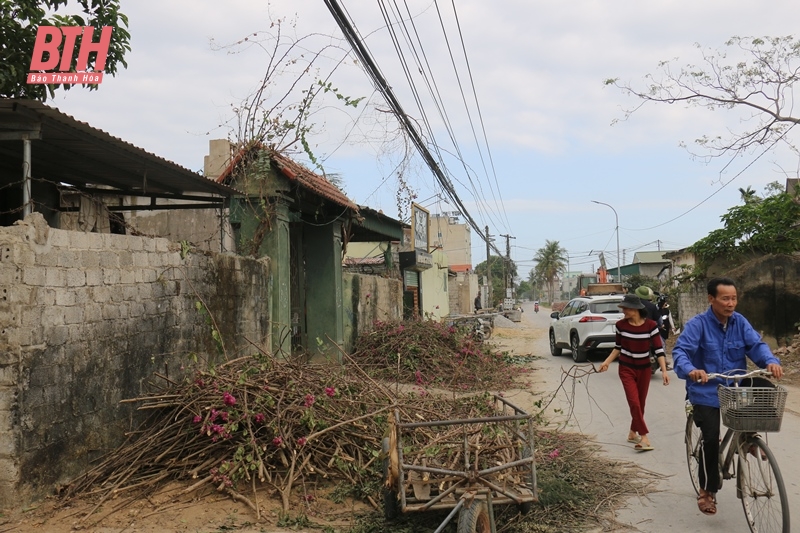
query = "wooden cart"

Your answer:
(382, 394), (538, 533)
